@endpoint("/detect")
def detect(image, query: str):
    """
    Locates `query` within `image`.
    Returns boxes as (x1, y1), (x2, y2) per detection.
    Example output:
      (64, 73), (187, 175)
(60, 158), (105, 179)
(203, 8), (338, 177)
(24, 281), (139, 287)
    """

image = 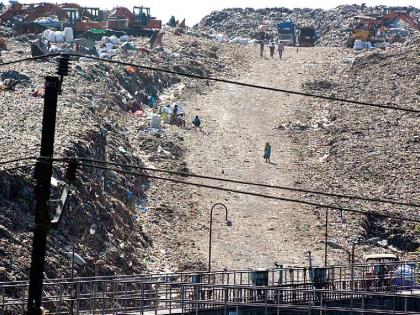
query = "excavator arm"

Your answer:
(382, 11), (419, 31)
